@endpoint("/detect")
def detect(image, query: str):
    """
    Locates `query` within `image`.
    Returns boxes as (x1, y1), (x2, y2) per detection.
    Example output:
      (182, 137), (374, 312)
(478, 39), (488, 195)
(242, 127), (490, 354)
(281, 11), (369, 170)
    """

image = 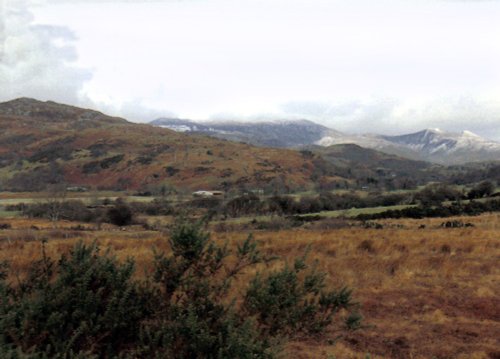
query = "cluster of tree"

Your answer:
(412, 183), (463, 206)
(184, 182), (496, 218)
(448, 163), (500, 185)
(15, 199), (133, 227)
(8, 198), (173, 227)
(0, 219), (361, 358)
(356, 199), (500, 220)
(223, 192), (411, 217)
(8, 181), (496, 226)
(466, 181), (496, 199)
(406, 181), (497, 206)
